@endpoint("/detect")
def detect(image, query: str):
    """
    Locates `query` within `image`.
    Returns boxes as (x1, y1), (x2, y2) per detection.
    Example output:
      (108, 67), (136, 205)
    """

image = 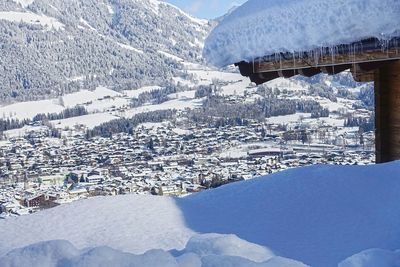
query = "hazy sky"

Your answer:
(165, 0), (246, 19)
